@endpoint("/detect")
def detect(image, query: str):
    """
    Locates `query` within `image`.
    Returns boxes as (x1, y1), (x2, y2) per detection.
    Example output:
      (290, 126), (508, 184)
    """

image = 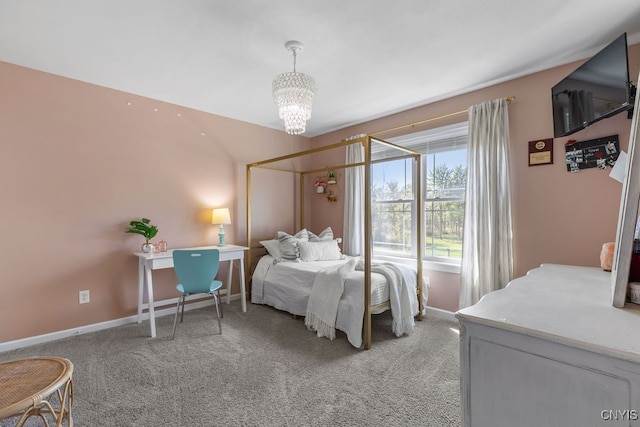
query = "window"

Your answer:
(423, 149), (466, 259)
(371, 122), (468, 264)
(371, 157), (414, 256)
